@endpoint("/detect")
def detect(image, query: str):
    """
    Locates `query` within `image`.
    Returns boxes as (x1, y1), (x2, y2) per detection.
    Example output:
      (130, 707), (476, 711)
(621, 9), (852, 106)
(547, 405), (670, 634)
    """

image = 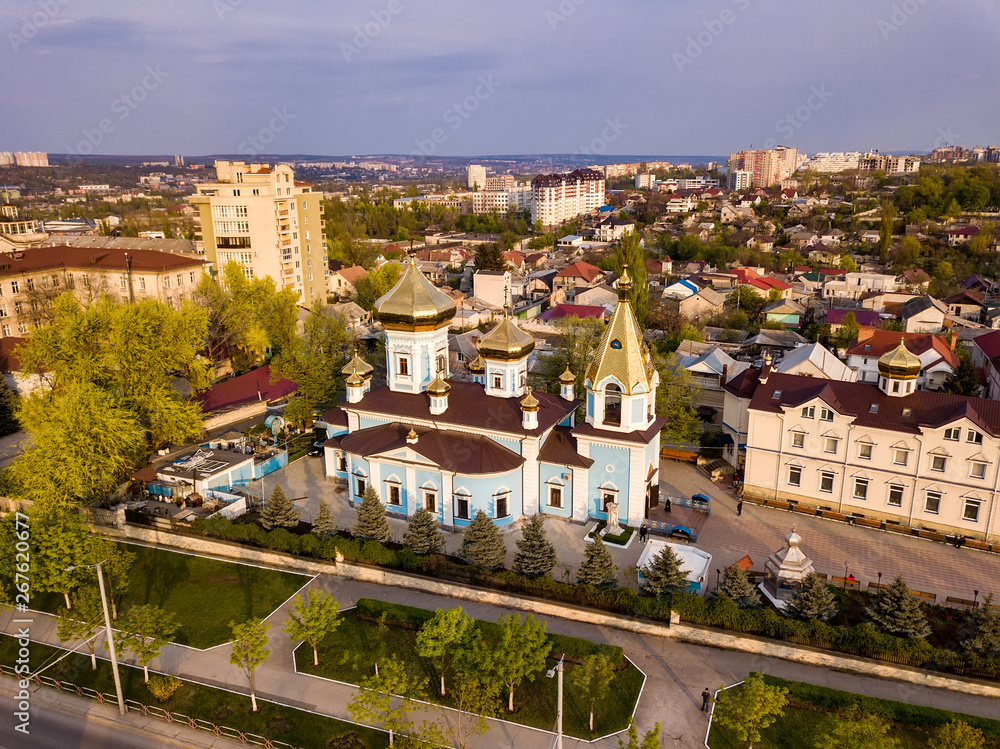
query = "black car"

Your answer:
(306, 442), (324, 457)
